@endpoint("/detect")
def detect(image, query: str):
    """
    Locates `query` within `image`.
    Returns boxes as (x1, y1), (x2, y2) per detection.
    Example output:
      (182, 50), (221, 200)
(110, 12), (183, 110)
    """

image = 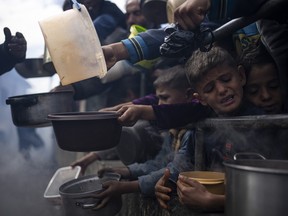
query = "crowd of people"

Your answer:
(1, 0), (288, 215)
